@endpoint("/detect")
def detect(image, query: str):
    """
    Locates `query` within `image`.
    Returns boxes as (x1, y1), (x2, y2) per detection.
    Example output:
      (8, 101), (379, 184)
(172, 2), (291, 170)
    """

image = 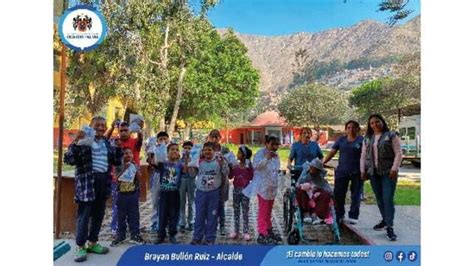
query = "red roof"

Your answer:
(250, 111), (288, 127)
